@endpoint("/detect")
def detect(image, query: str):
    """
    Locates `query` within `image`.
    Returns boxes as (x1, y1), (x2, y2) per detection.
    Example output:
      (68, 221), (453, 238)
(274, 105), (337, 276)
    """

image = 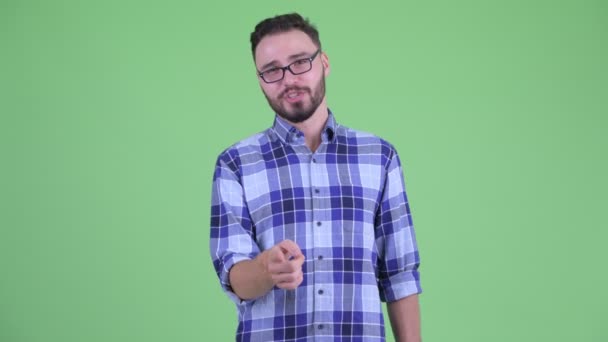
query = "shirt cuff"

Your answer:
(378, 270), (422, 302)
(220, 254), (256, 306)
